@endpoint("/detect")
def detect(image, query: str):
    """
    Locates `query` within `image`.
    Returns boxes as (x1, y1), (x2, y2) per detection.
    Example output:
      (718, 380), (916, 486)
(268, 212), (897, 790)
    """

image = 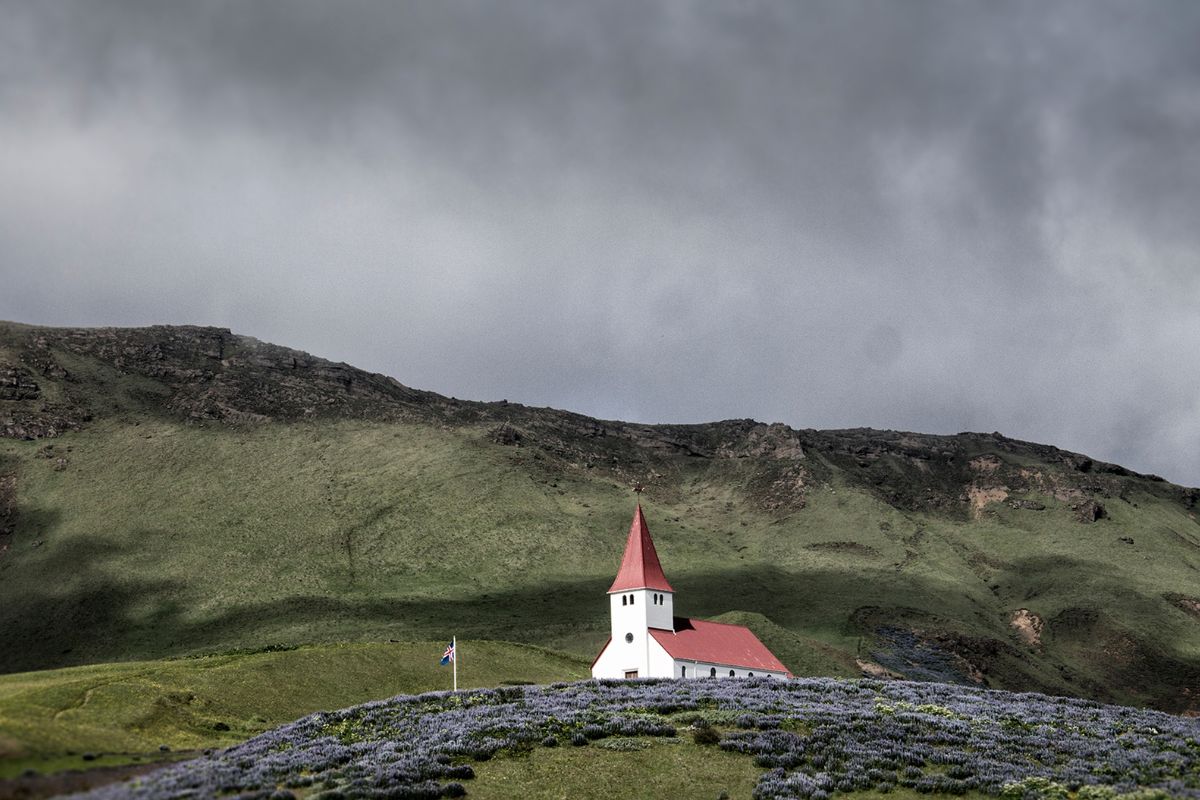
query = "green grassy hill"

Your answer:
(1, 322), (1198, 713)
(0, 640), (587, 778)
